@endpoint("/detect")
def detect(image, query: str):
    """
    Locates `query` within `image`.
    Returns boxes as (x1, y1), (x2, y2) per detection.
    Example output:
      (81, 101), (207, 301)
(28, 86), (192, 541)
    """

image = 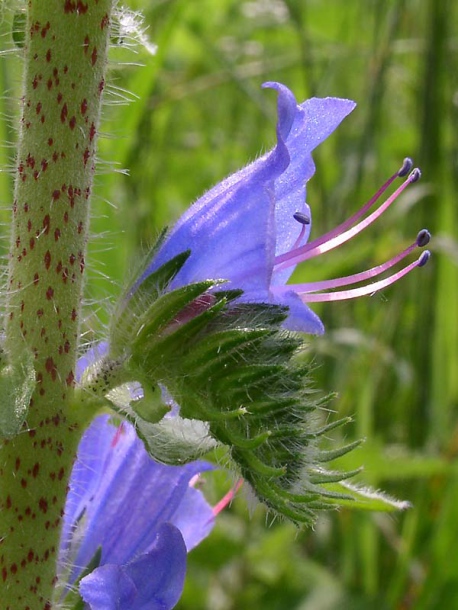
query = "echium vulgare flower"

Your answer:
(55, 412), (215, 609)
(77, 82), (429, 529)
